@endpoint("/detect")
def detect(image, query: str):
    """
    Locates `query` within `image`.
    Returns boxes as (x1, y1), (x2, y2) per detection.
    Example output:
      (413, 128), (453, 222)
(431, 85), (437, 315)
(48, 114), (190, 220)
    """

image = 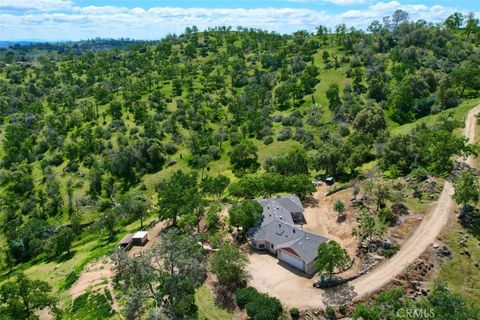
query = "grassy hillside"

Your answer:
(0, 21), (479, 318)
